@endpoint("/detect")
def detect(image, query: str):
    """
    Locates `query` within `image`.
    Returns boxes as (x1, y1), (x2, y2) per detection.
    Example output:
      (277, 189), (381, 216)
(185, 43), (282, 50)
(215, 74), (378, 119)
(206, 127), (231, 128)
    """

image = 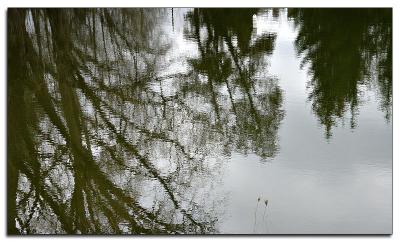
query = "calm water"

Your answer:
(7, 8), (392, 234)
